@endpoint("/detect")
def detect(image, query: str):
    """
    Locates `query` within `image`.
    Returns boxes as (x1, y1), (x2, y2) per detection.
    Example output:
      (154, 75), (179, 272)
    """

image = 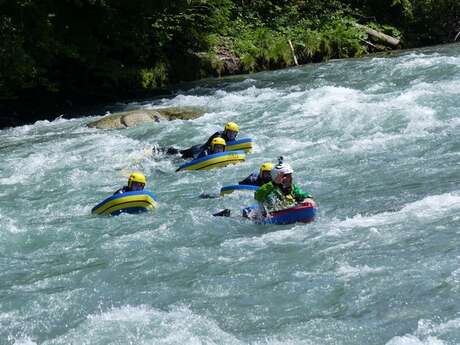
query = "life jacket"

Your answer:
(255, 182), (297, 211)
